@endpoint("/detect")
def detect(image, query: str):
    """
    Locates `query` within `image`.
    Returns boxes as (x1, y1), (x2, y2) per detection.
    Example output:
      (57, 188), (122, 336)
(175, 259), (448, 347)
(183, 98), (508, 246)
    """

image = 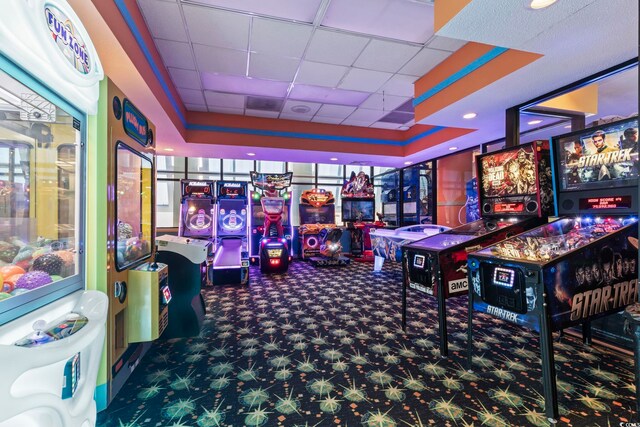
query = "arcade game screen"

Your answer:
(0, 70), (81, 304)
(300, 205), (335, 224)
(252, 204), (290, 226)
(558, 120), (638, 192)
(480, 145), (536, 201)
(342, 200), (374, 222)
(474, 217), (630, 263)
(115, 144), (153, 270)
